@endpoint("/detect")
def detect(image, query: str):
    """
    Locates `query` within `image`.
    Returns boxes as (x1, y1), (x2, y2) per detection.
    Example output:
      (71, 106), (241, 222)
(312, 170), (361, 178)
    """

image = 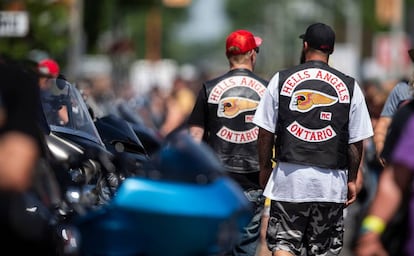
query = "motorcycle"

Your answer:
(94, 113), (151, 178)
(35, 77), (252, 256)
(5, 76), (107, 255)
(74, 131), (253, 256)
(40, 76), (117, 203)
(28, 76), (127, 255)
(105, 97), (163, 156)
